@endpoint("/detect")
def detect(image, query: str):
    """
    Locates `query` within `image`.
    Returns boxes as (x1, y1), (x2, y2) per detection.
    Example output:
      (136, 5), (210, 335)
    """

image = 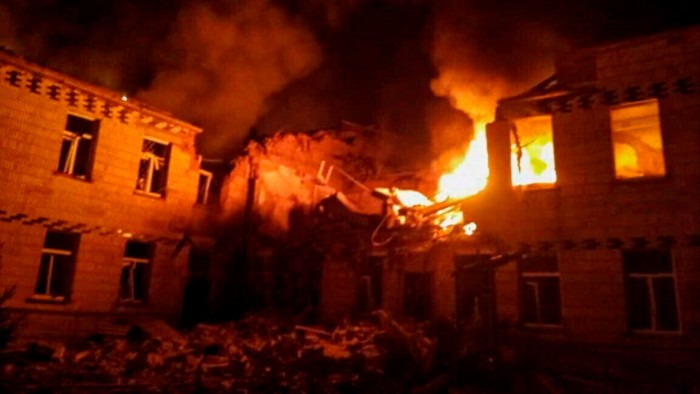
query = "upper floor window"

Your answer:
(610, 99), (666, 179)
(520, 255), (561, 326)
(34, 231), (80, 302)
(136, 138), (170, 197)
(623, 249), (679, 332)
(57, 114), (99, 179)
(511, 115), (557, 187)
(120, 240), (154, 303)
(196, 170), (213, 205)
